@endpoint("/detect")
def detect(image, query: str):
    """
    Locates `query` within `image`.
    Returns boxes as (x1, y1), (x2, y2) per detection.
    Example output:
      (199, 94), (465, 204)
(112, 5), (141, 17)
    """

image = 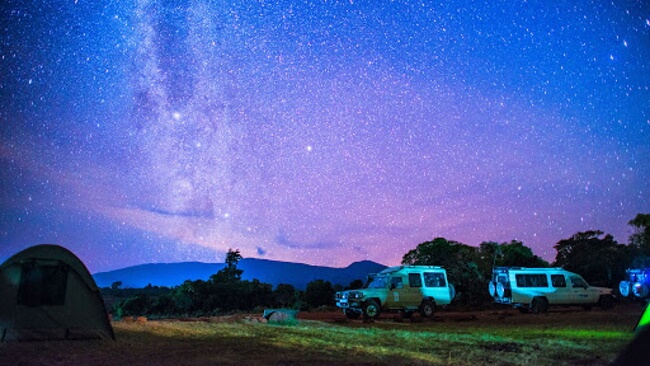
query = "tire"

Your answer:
(449, 283), (456, 301)
(496, 282), (510, 299)
(633, 283), (649, 298)
(362, 300), (381, 319)
(619, 281), (630, 298)
(419, 300), (435, 318)
(599, 295), (614, 310)
(488, 281), (496, 297)
(496, 282), (505, 298)
(345, 310), (360, 319)
(531, 297), (548, 314)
